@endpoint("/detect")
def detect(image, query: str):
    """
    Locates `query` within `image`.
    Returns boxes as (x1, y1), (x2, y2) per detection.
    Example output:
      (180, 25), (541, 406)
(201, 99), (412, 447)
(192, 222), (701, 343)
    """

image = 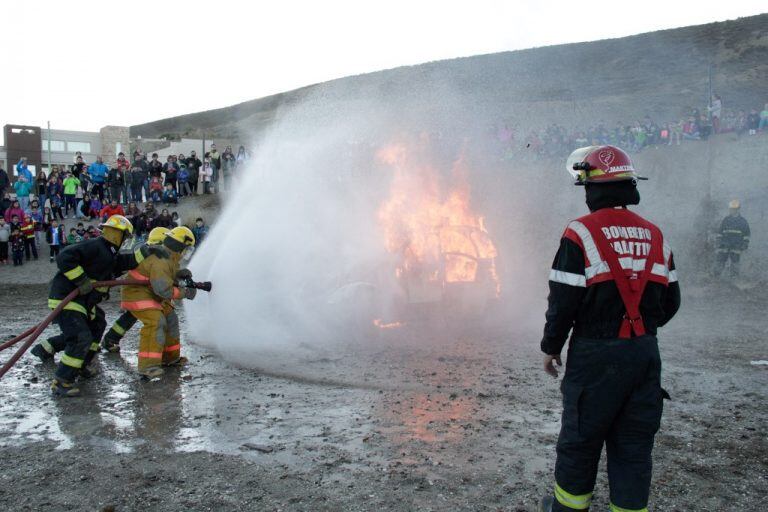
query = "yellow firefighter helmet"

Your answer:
(147, 227), (169, 245)
(164, 226), (196, 253)
(100, 214), (134, 235)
